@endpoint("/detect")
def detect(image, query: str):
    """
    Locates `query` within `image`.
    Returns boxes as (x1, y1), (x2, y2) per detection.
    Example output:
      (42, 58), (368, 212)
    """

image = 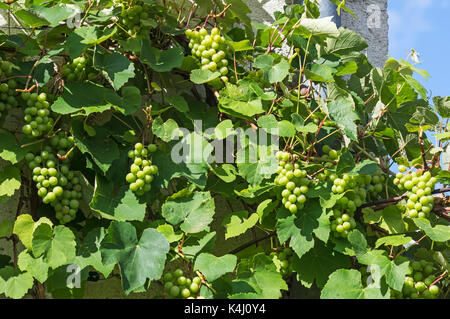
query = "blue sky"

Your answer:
(388, 0), (450, 98)
(388, 0), (450, 171)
